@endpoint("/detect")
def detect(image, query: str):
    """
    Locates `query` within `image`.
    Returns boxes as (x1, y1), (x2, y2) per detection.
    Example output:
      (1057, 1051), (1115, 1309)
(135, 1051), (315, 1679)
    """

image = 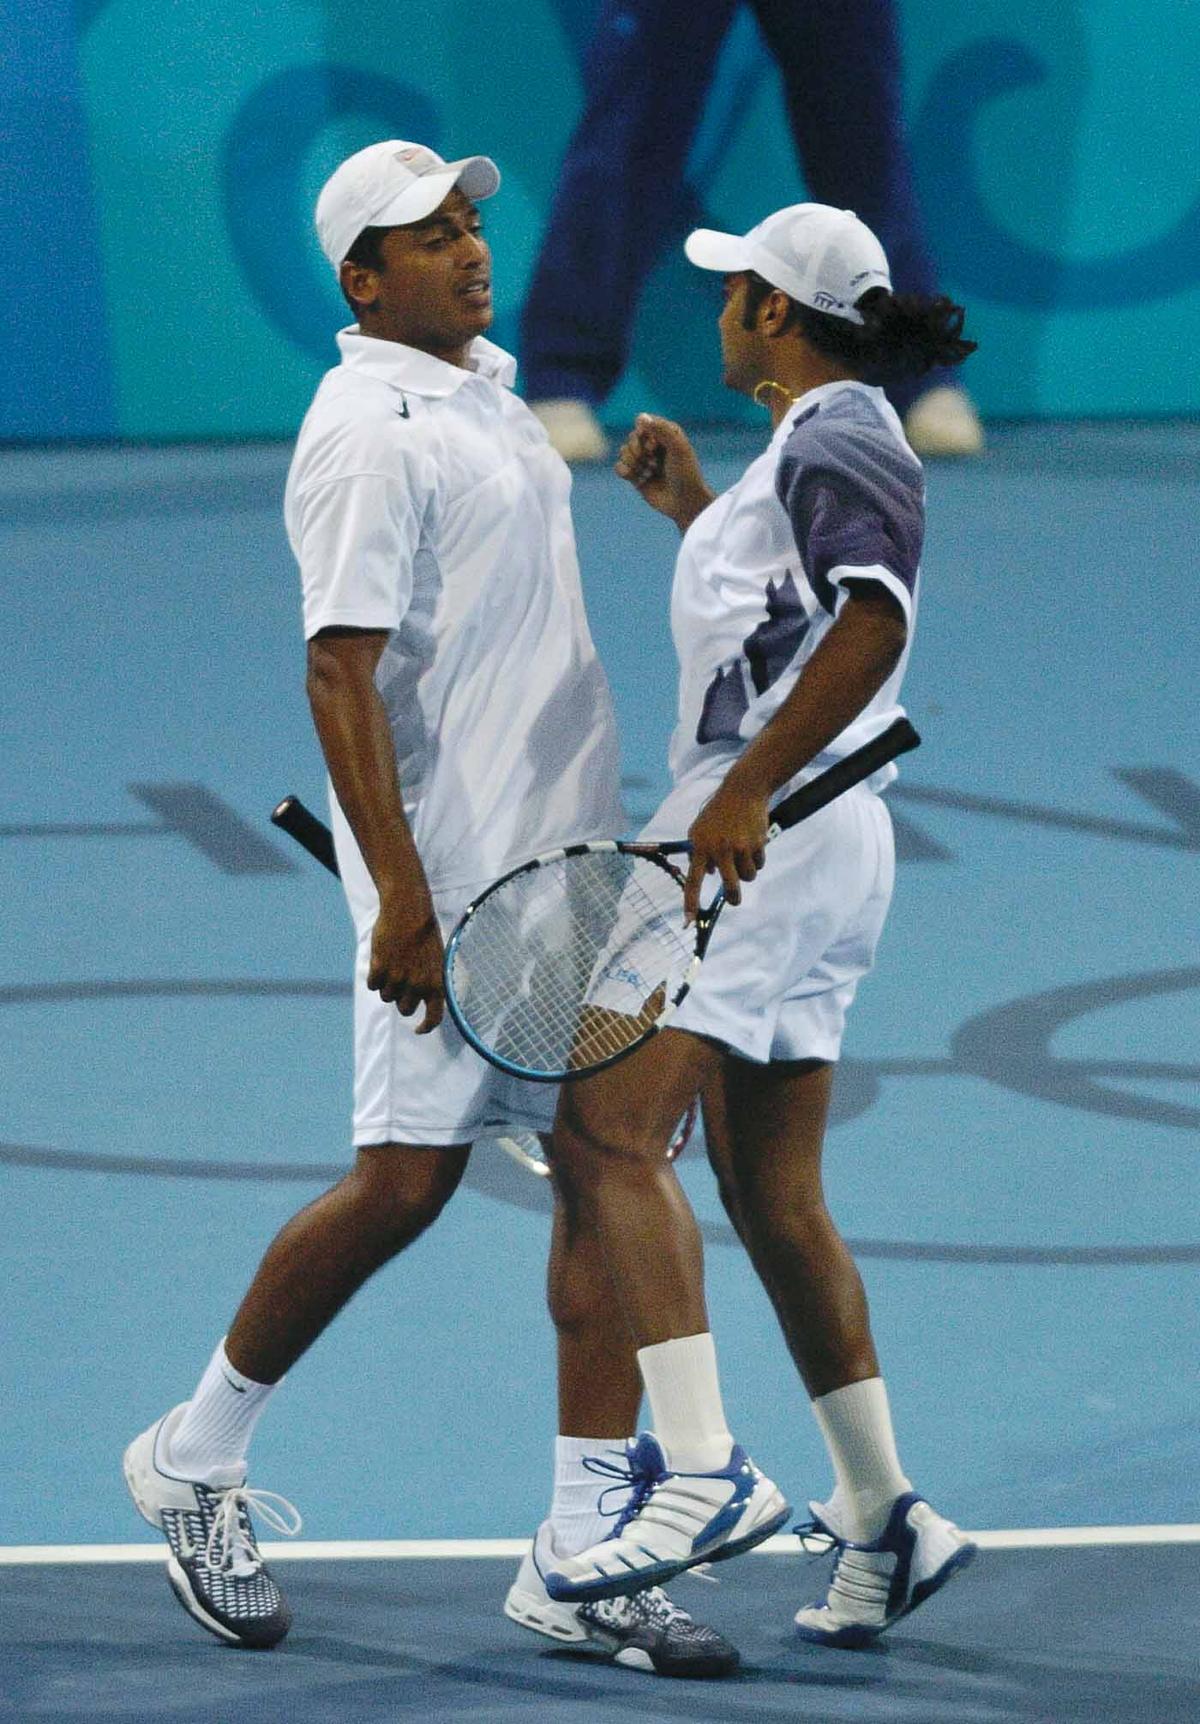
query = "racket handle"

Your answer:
(271, 795), (340, 877)
(767, 717), (921, 836)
